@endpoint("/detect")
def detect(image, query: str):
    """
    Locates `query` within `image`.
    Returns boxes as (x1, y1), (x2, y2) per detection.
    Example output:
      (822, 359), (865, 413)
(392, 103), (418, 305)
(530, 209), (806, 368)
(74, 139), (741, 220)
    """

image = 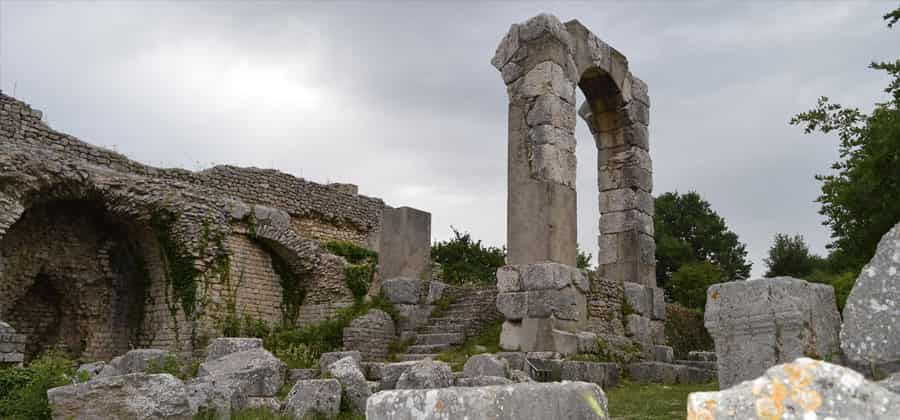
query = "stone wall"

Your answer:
(586, 272), (626, 337)
(0, 92), (428, 360)
(342, 309), (396, 362)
